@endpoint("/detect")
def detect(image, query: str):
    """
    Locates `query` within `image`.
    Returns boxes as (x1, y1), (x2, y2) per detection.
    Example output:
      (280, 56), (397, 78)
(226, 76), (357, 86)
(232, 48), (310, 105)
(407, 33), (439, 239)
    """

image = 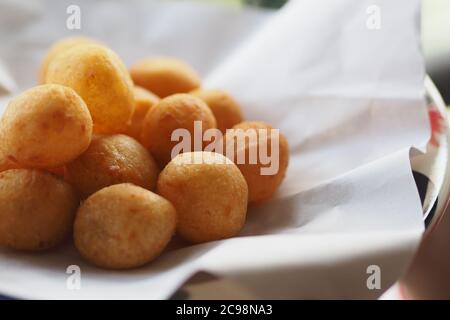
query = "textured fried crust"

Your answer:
(38, 36), (97, 83)
(0, 84), (93, 168)
(74, 183), (176, 269)
(45, 44), (135, 134)
(124, 86), (160, 142)
(225, 121), (289, 204)
(191, 89), (243, 134)
(130, 57), (200, 98)
(0, 169), (79, 251)
(157, 151), (248, 243)
(66, 134), (159, 198)
(141, 94), (217, 167)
